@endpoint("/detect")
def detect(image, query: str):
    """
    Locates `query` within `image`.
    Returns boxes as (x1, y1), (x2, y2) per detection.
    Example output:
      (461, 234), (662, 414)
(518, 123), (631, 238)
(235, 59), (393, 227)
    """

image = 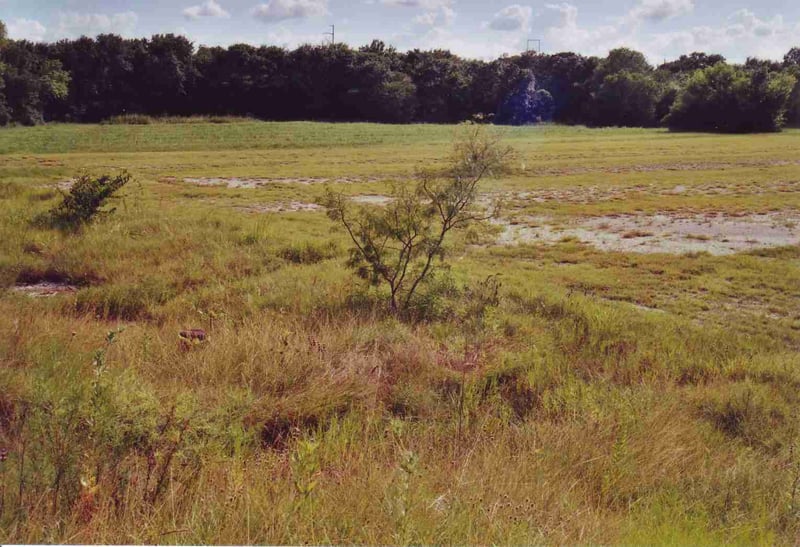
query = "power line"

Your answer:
(526, 39), (542, 54)
(323, 25), (335, 46)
